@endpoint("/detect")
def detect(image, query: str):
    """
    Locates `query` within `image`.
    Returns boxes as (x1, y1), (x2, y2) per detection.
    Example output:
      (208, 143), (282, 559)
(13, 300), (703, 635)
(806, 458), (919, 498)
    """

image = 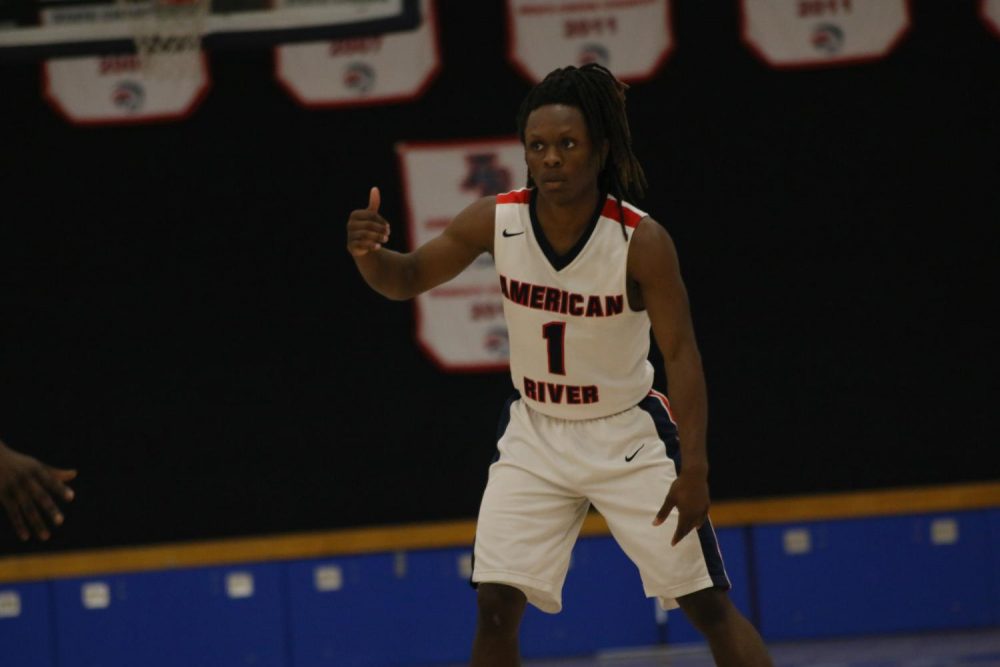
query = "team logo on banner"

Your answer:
(983, 0), (1000, 39)
(396, 138), (528, 372)
(43, 53), (210, 125)
(740, 0), (911, 68)
(275, 0), (440, 108)
(506, 0), (673, 83)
